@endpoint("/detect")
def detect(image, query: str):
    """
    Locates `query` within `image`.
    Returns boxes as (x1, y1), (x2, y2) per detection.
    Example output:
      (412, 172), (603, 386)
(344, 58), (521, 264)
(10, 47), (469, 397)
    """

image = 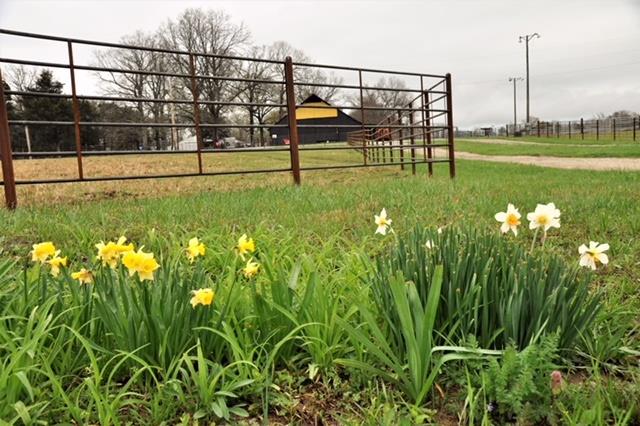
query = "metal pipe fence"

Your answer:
(0, 29), (455, 209)
(504, 116), (638, 141)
